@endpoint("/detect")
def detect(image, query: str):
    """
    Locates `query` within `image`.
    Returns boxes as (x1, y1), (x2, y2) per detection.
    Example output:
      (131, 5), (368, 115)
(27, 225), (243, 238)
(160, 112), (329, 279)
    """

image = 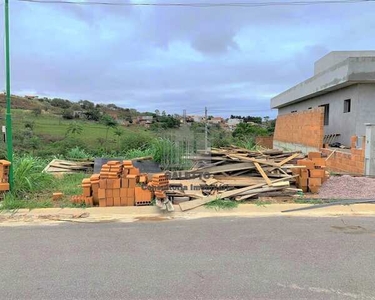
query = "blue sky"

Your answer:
(1, 0), (375, 117)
